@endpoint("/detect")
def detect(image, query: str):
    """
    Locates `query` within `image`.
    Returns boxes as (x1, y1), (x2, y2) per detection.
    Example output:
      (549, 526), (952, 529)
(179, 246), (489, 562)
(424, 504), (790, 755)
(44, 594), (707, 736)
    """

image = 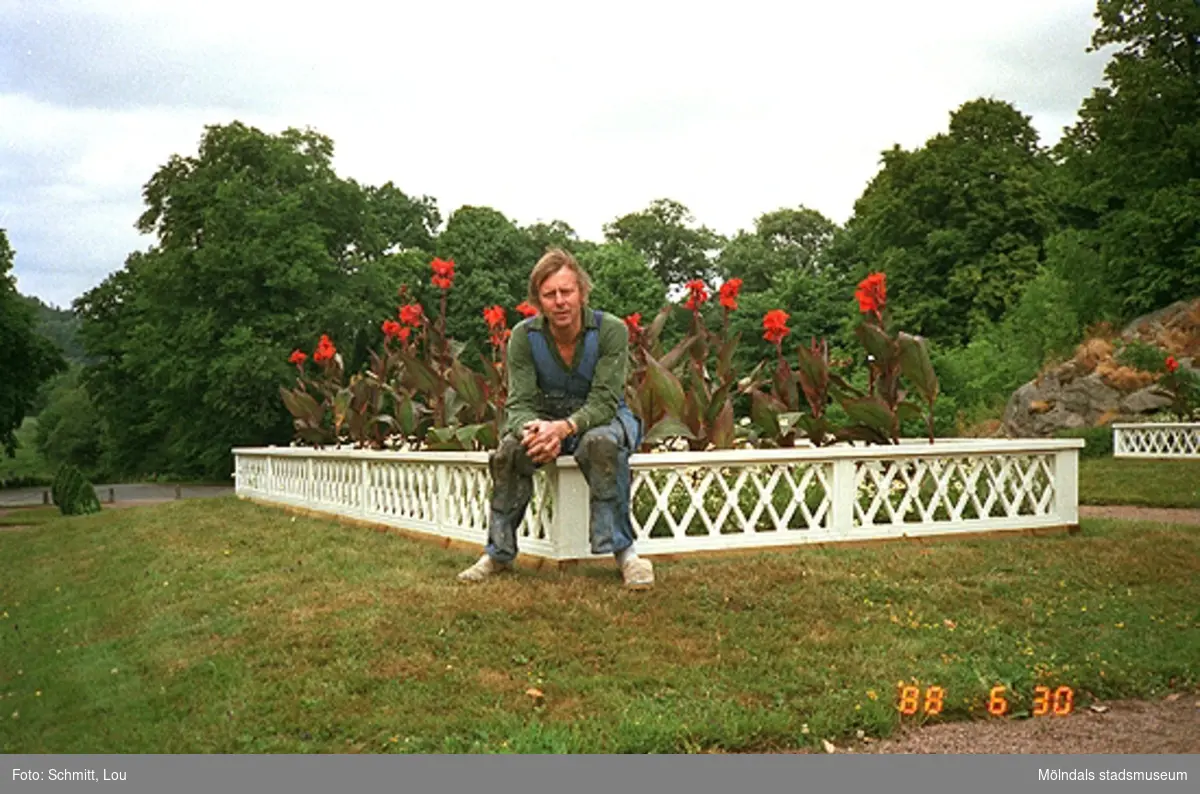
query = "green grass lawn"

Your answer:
(1079, 458), (1200, 509)
(1, 497), (1196, 754)
(0, 417), (52, 487)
